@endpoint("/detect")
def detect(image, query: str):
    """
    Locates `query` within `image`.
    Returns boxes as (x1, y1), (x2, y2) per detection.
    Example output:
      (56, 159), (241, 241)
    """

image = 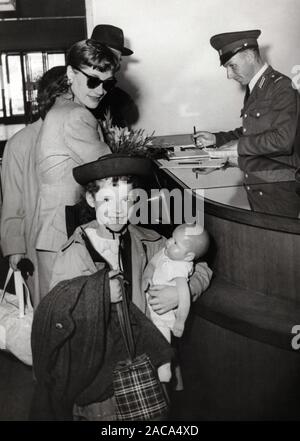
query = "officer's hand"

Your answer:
(193, 131), (216, 148)
(148, 284), (179, 315)
(109, 270), (123, 303)
(9, 254), (25, 271)
(219, 140), (238, 151)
